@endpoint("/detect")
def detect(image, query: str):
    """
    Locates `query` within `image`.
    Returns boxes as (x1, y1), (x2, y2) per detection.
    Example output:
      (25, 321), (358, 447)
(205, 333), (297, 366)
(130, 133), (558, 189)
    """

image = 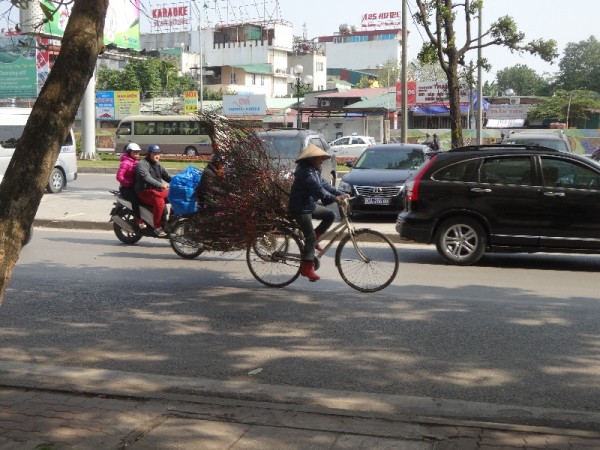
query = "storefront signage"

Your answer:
(151, 3), (191, 31)
(361, 11), (402, 29)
